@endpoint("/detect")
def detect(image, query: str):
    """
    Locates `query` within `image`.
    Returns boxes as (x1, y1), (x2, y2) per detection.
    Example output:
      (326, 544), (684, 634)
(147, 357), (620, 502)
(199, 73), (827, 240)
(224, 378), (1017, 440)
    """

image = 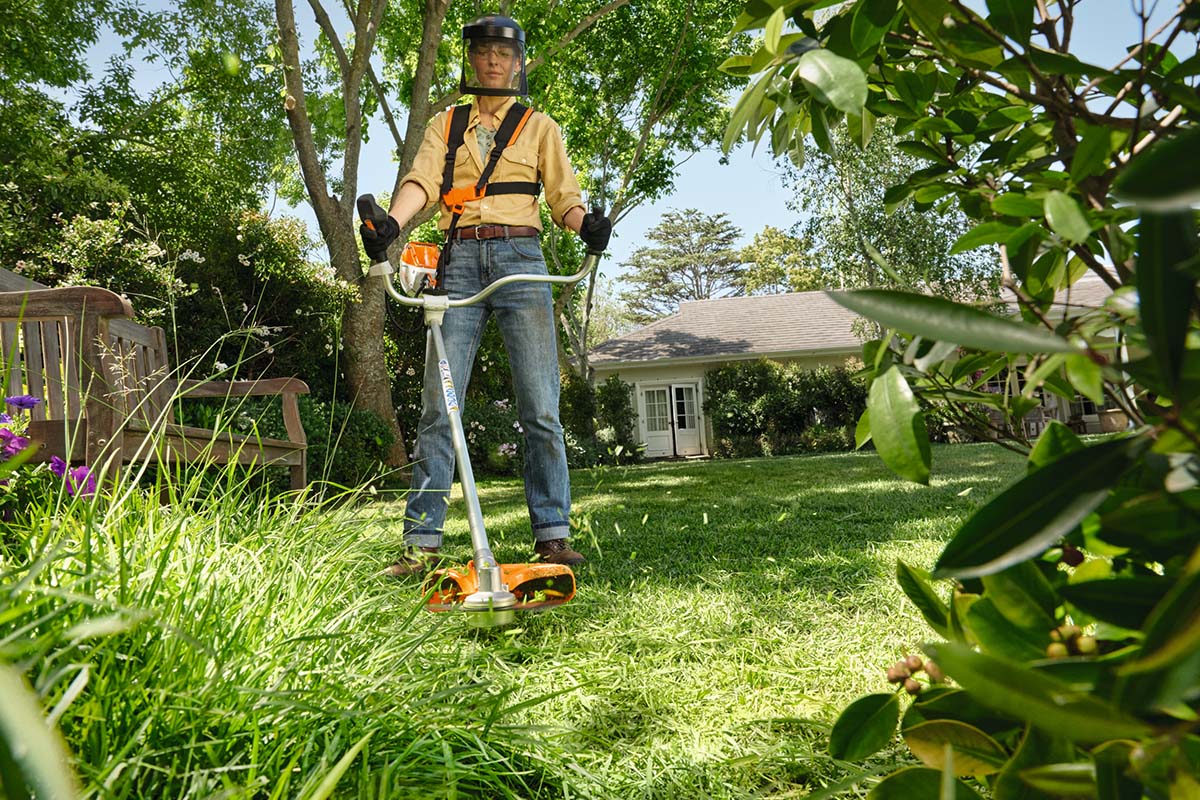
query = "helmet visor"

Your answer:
(460, 36), (527, 96)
